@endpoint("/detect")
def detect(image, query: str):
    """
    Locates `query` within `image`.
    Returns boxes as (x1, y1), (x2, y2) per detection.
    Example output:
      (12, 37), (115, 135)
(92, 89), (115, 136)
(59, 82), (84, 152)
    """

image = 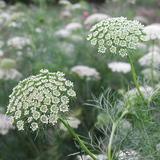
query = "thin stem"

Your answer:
(58, 117), (98, 160)
(108, 107), (129, 160)
(127, 55), (145, 101)
(151, 40), (155, 86)
(148, 86), (160, 102)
